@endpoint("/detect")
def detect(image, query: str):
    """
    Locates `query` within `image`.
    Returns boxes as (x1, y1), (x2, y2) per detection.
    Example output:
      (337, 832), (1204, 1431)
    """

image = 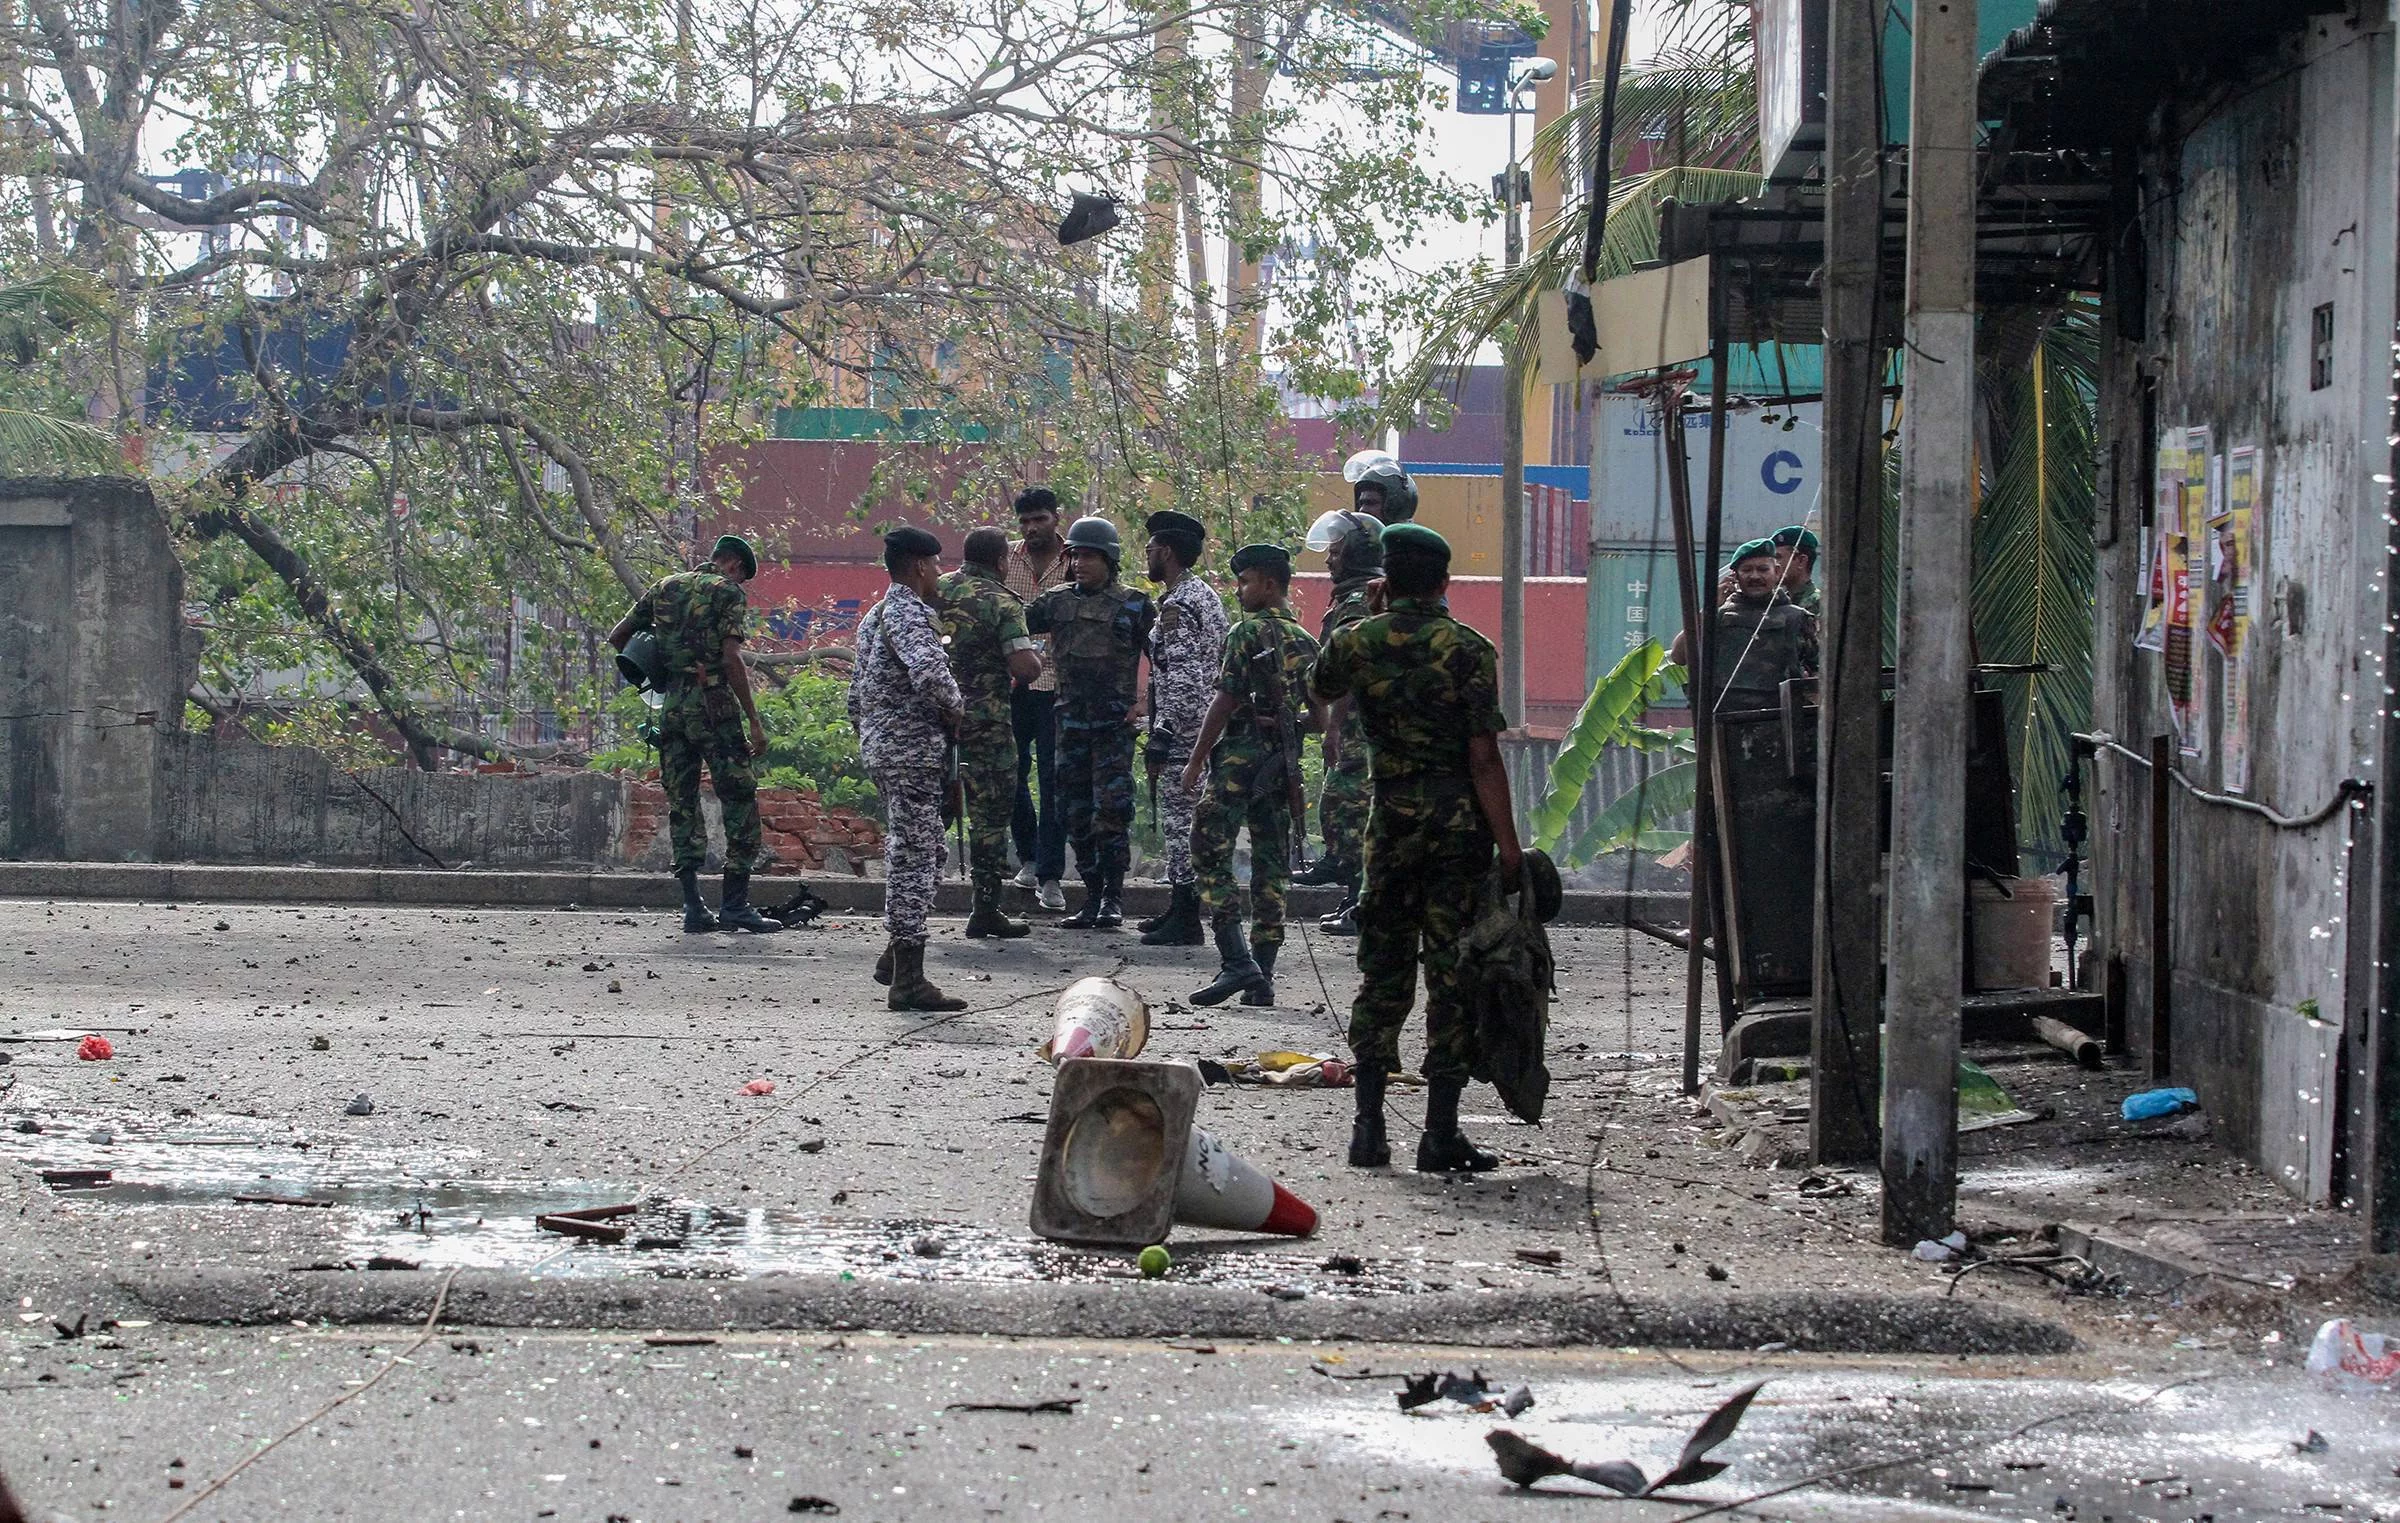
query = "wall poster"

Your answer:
(2169, 426), (2211, 758)
(2135, 438), (2180, 654)
(2216, 446), (2261, 793)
